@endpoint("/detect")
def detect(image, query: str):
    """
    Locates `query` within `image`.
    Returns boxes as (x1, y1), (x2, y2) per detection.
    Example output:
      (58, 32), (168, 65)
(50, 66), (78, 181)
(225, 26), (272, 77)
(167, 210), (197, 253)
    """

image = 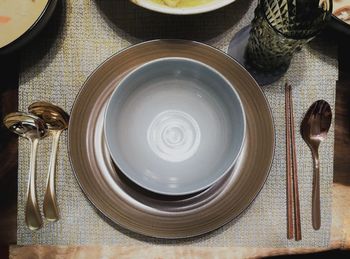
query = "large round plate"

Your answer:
(69, 40), (275, 239)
